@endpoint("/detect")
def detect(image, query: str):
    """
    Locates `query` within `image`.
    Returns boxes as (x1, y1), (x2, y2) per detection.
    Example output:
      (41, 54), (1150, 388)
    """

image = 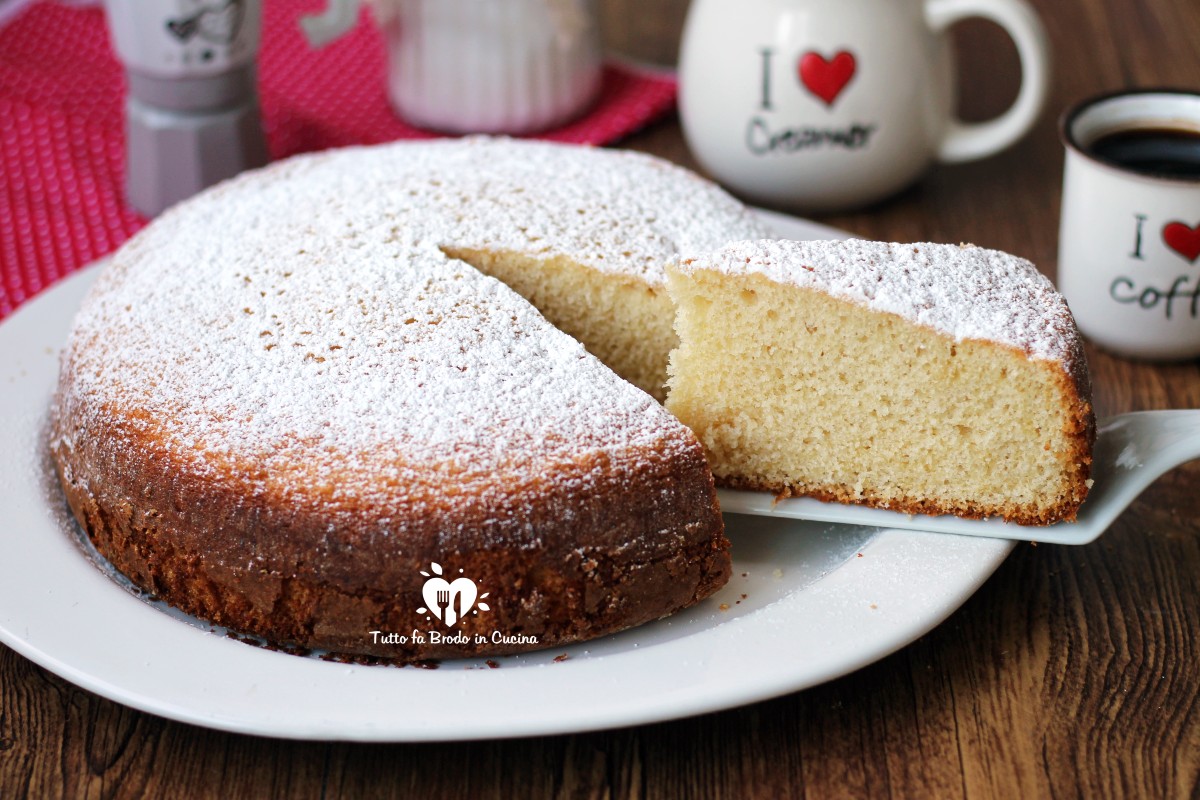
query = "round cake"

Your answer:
(50, 138), (765, 661)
